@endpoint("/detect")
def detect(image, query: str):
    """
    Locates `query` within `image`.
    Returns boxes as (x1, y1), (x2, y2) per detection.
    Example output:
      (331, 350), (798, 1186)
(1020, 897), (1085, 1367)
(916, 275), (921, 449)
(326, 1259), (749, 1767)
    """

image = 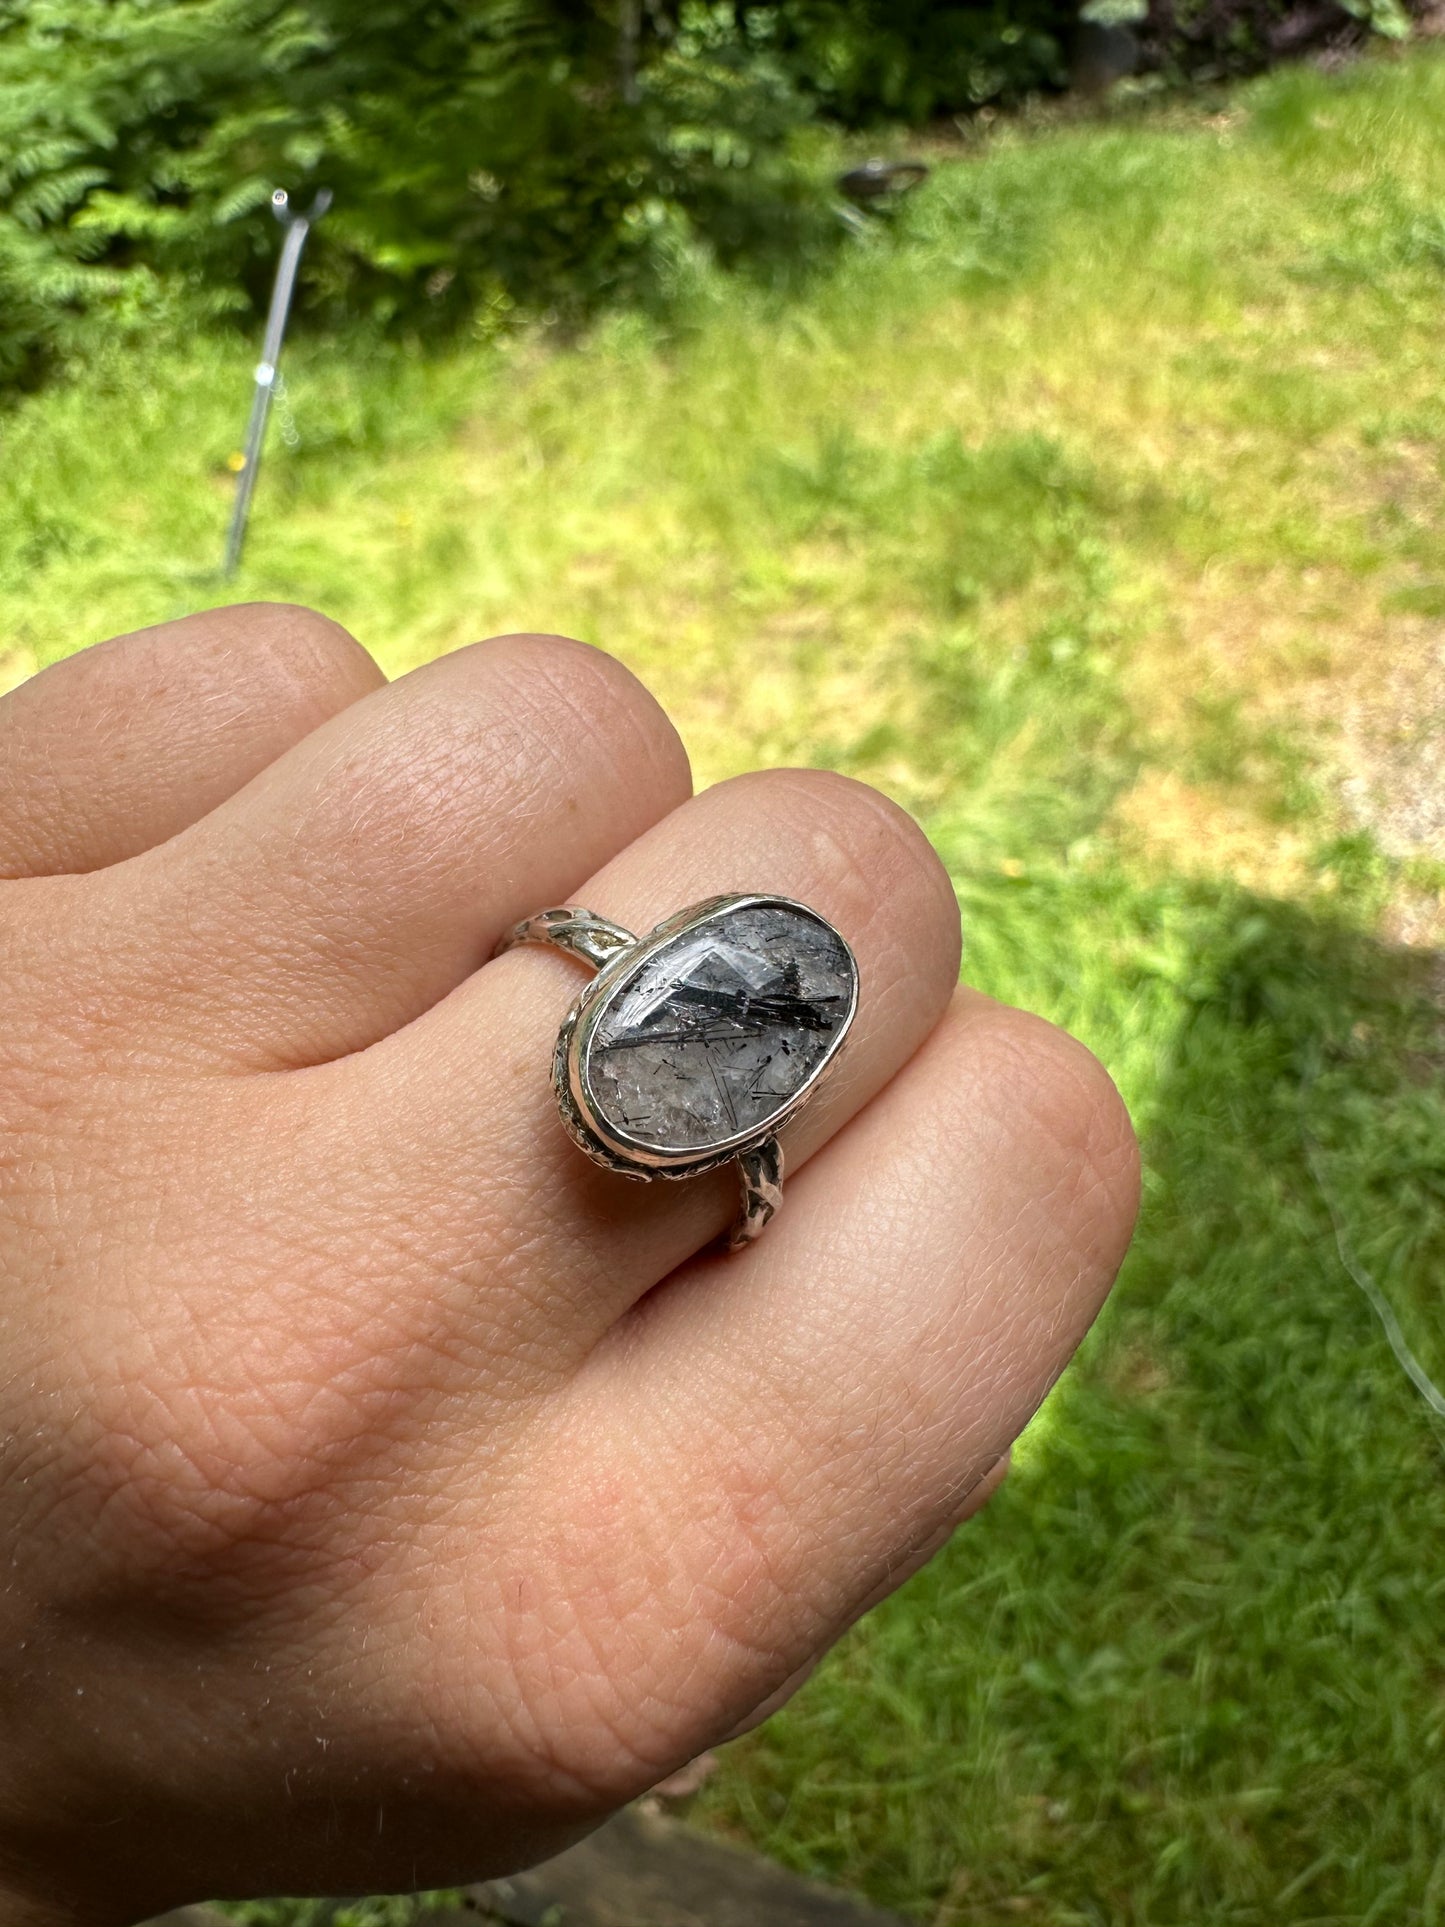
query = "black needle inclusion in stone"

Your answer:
(582, 901), (856, 1153)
